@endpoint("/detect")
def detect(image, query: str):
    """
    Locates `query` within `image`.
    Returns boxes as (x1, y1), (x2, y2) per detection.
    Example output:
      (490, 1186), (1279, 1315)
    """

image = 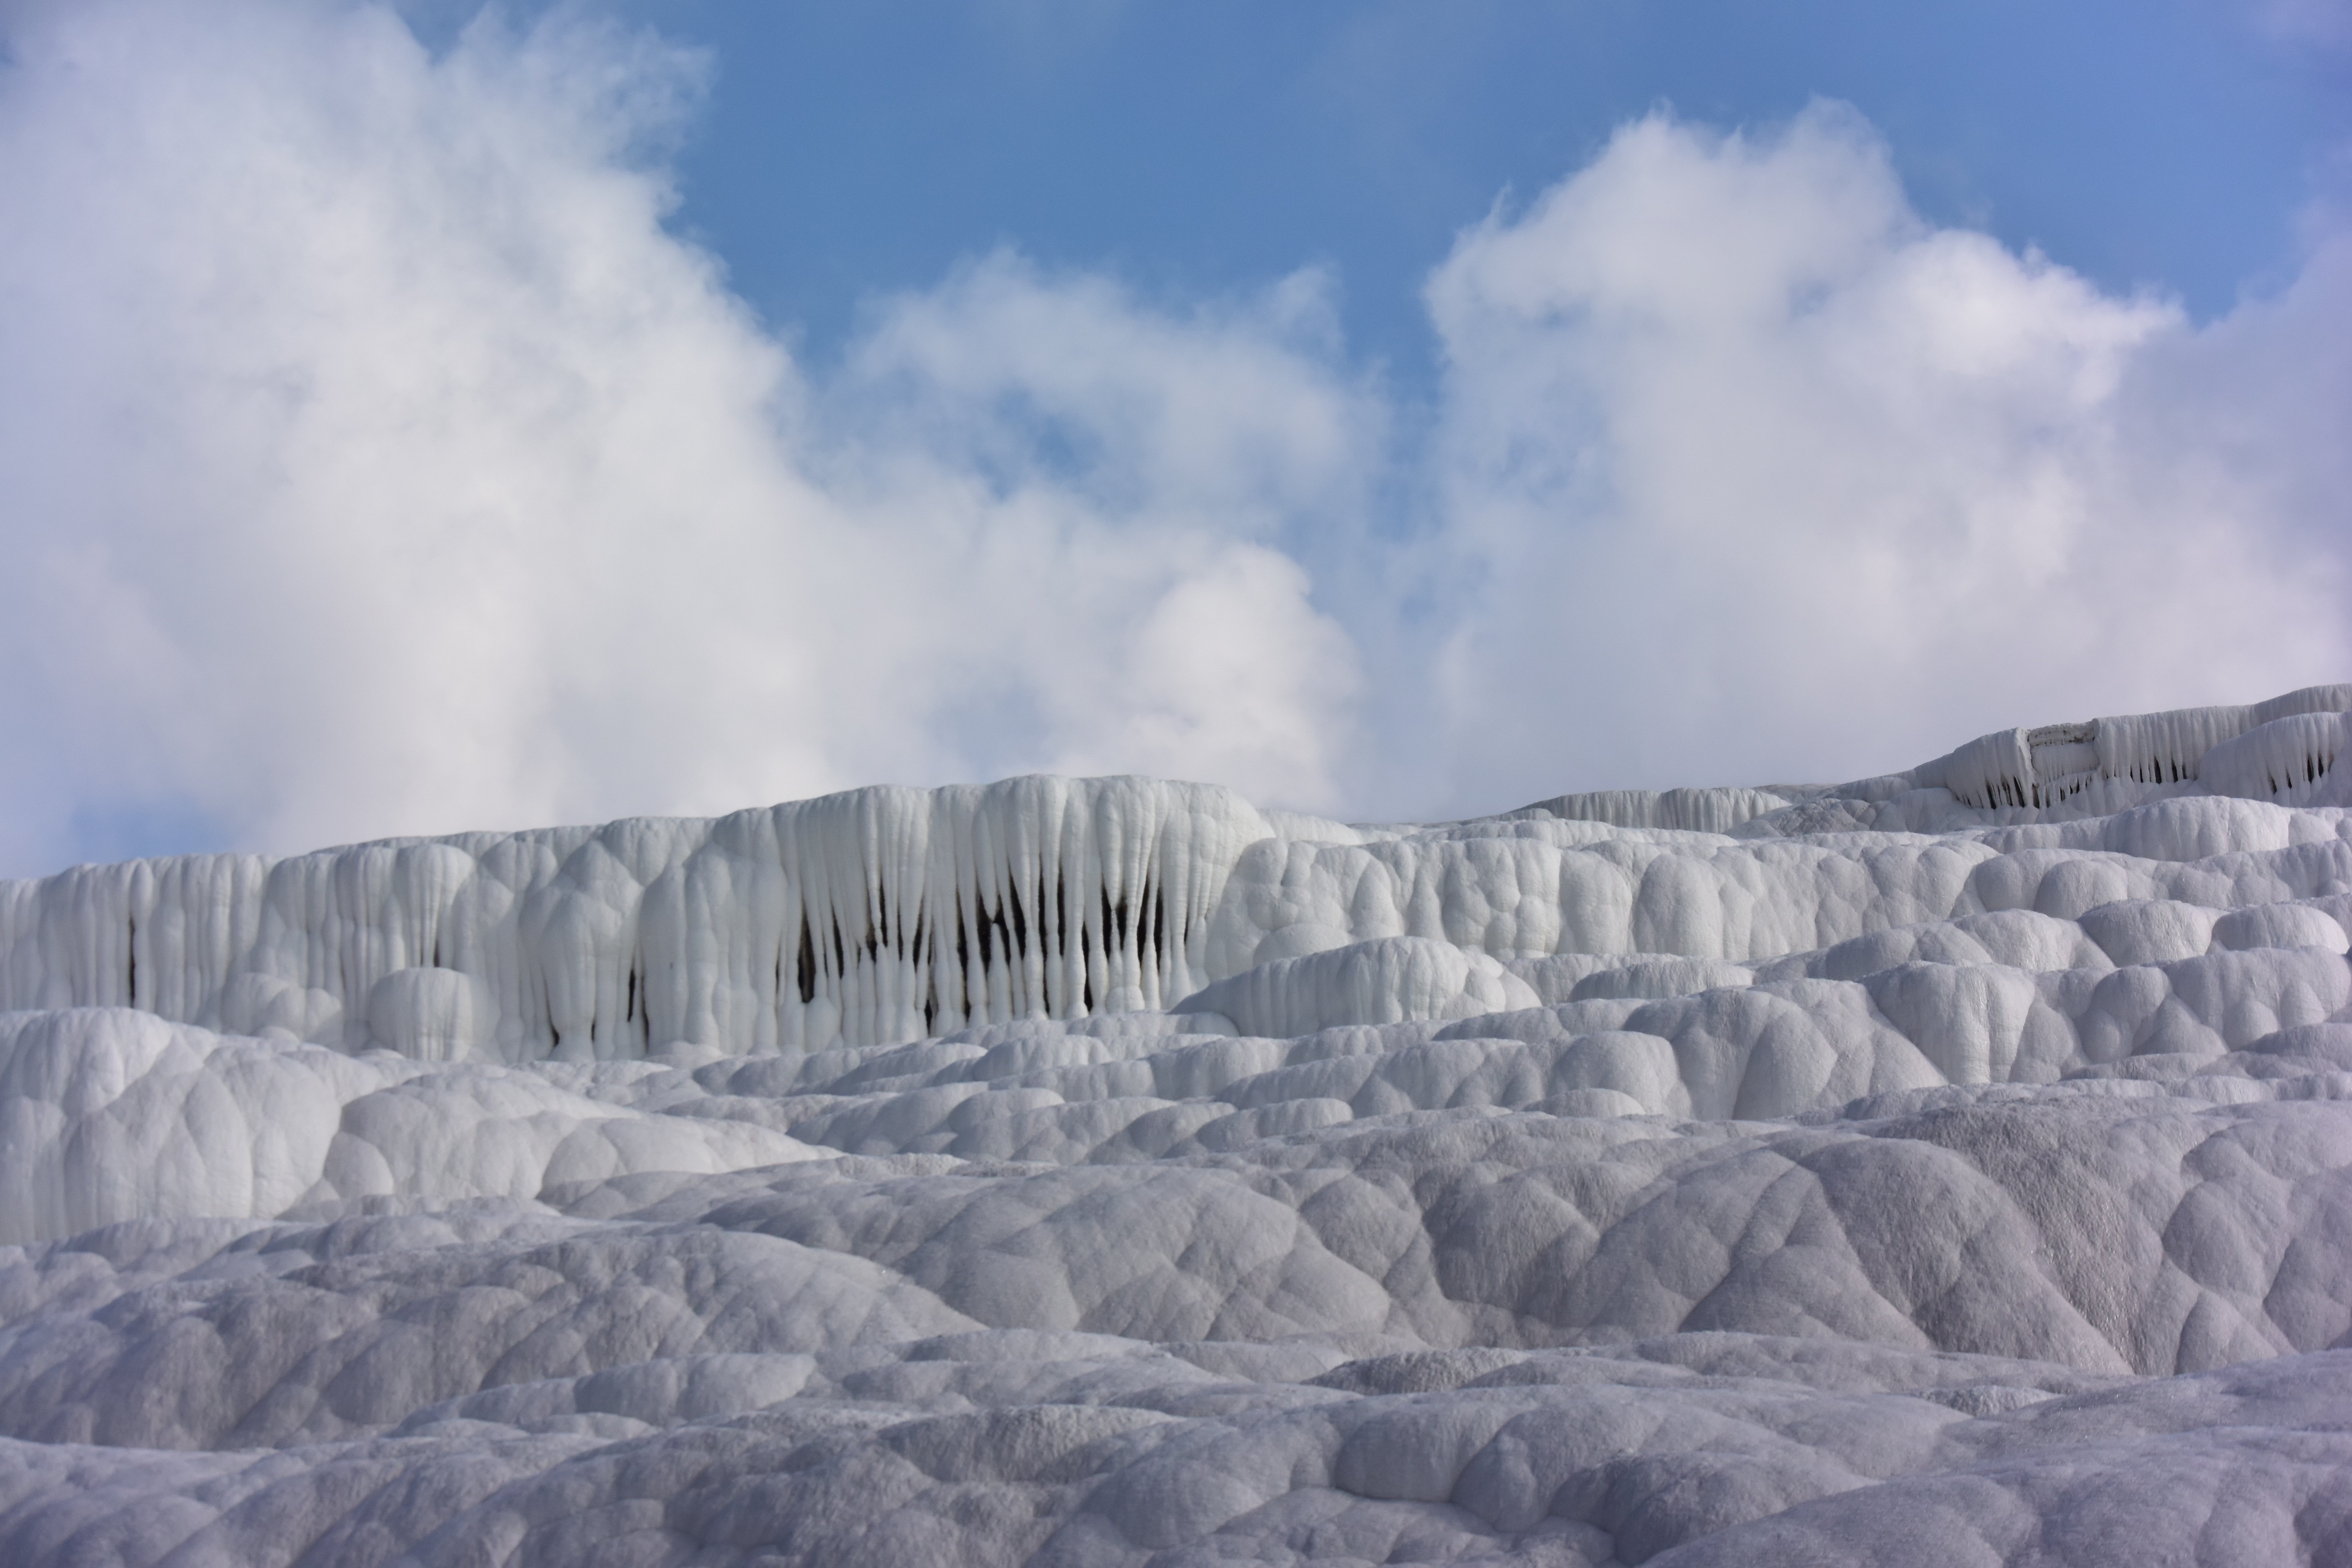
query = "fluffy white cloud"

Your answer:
(0, 2), (2343, 872)
(0, 0), (1373, 873)
(1406, 105), (2351, 810)
(815, 254), (1377, 800)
